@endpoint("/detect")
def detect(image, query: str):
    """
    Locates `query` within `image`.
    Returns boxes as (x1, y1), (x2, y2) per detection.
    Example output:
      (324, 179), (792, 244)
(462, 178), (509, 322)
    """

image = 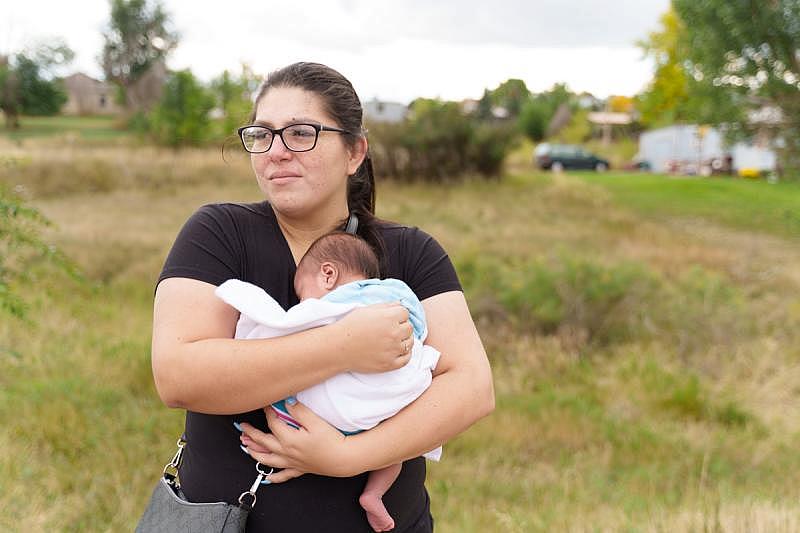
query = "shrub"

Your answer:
(148, 69), (214, 147)
(367, 98), (518, 182)
(659, 267), (748, 355)
(457, 253), (659, 346)
(455, 251), (747, 353)
(503, 256), (658, 346)
(0, 185), (77, 318)
(467, 122), (518, 177)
